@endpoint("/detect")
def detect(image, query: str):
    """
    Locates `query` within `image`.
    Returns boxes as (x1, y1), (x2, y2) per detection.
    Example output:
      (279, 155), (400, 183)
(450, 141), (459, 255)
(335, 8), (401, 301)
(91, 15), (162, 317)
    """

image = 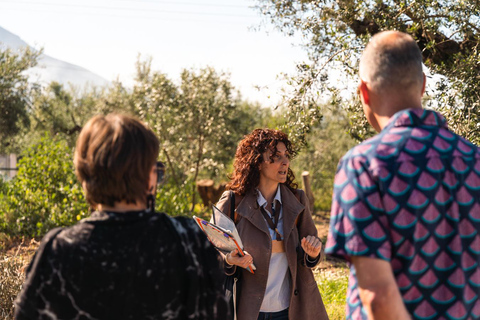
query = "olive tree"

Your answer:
(0, 47), (39, 151)
(256, 0), (480, 143)
(133, 59), (264, 211)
